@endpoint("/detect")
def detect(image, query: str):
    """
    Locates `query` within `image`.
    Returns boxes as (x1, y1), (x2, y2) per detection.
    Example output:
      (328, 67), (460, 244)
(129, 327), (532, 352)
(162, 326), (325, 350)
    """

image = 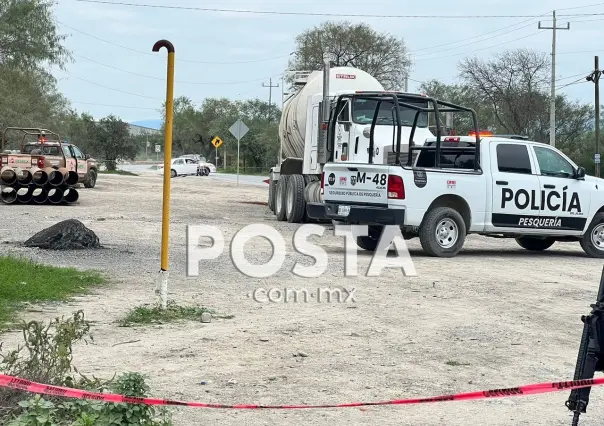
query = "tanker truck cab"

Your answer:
(301, 90), (430, 174)
(327, 92), (435, 166)
(269, 60), (435, 224)
(307, 93), (604, 258)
